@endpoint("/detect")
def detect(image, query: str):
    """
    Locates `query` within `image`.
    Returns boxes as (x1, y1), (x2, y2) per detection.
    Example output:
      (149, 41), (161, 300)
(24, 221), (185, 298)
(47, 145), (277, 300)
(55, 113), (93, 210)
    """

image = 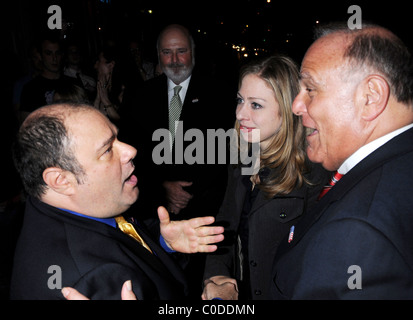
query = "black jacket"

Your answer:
(10, 197), (188, 300)
(272, 128), (413, 299)
(203, 163), (328, 299)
